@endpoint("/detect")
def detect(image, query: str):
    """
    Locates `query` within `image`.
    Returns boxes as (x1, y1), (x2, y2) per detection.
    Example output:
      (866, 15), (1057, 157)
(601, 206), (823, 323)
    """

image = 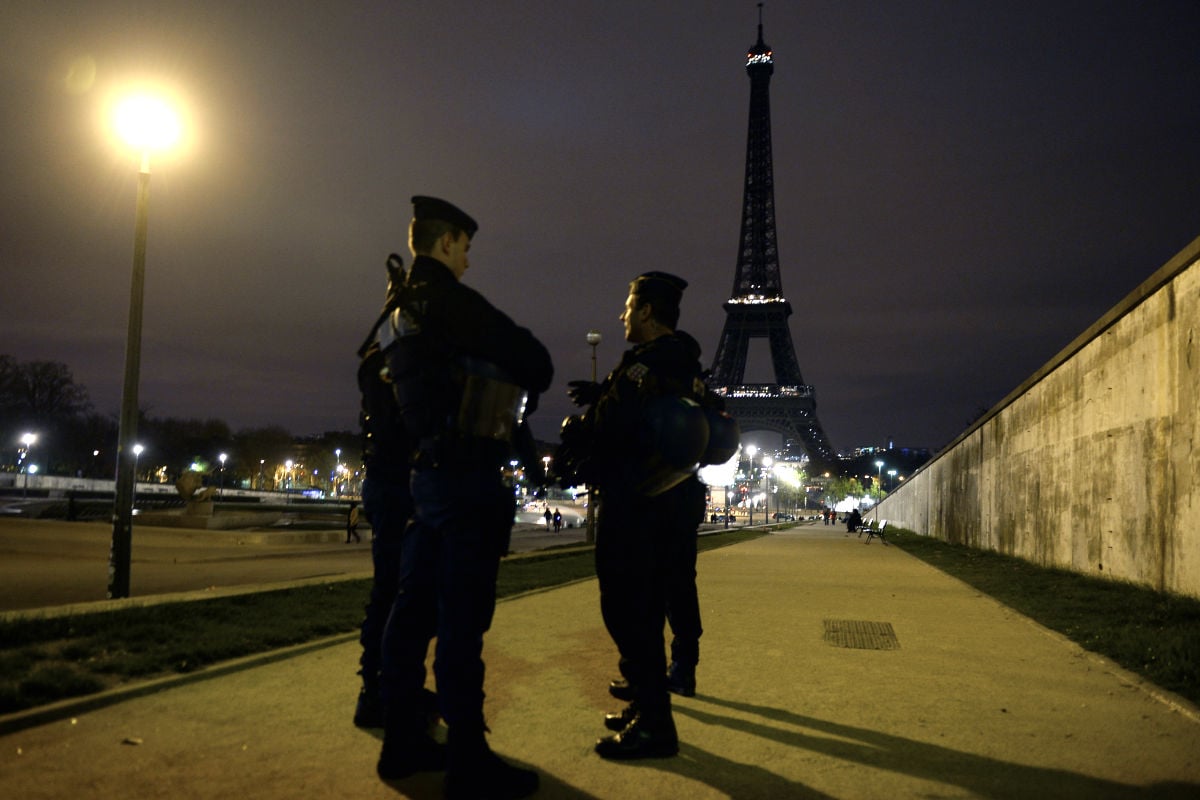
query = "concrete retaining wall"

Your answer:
(878, 235), (1200, 599)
